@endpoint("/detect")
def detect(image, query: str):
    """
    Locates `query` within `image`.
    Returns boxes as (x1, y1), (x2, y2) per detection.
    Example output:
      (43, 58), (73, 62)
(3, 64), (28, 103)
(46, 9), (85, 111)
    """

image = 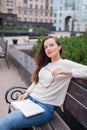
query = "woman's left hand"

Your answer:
(52, 68), (72, 76)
